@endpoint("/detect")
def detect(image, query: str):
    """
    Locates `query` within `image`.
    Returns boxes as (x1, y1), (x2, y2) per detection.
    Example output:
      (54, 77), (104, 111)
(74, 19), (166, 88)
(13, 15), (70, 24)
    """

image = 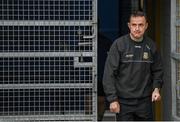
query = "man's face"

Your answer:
(128, 16), (148, 39)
